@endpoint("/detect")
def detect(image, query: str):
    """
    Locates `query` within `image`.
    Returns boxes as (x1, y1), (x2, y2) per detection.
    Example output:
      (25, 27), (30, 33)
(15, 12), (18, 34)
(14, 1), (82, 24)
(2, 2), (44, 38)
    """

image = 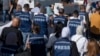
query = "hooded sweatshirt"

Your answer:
(71, 26), (88, 56)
